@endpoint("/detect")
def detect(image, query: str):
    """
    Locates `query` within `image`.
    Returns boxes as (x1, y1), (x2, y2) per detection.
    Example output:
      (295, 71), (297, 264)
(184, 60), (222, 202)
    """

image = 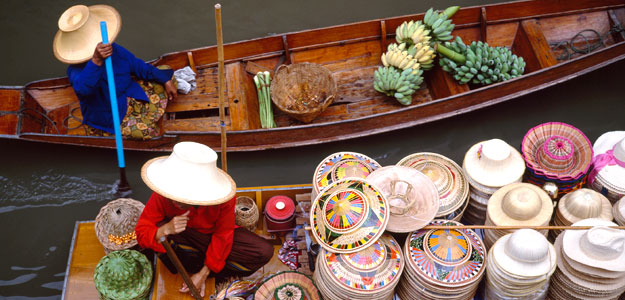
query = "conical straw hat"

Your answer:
(558, 188), (613, 224)
(463, 139), (525, 188)
(53, 5), (121, 64)
(487, 183), (553, 226)
(312, 151), (381, 195)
